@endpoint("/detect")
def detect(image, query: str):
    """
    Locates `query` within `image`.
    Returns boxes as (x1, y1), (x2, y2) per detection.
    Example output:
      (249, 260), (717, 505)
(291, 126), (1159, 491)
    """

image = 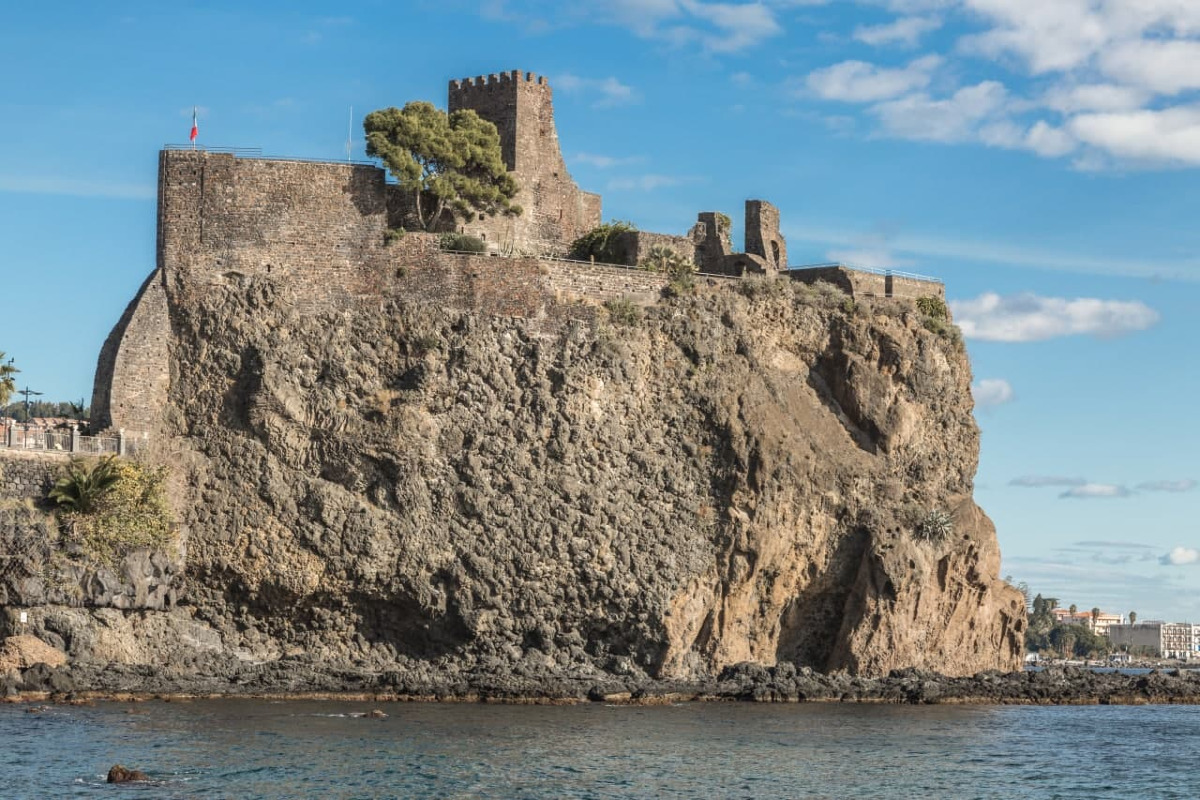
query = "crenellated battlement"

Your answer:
(450, 70), (548, 90)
